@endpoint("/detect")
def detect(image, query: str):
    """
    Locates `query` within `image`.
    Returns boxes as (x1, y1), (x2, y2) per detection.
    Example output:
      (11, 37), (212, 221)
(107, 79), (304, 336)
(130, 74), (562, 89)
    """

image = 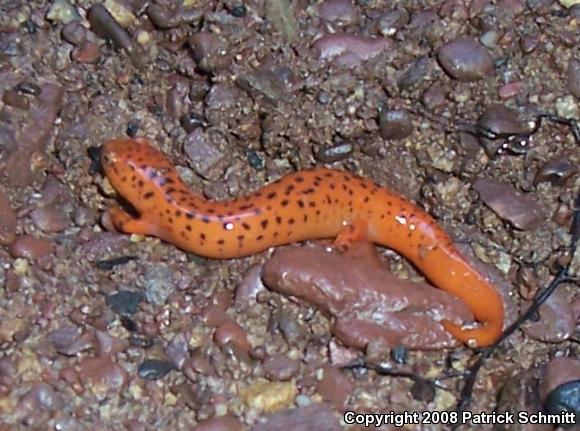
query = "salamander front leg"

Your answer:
(107, 205), (156, 237)
(333, 219), (369, 252)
